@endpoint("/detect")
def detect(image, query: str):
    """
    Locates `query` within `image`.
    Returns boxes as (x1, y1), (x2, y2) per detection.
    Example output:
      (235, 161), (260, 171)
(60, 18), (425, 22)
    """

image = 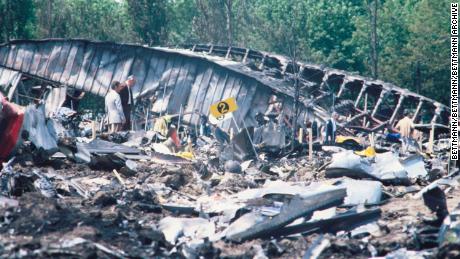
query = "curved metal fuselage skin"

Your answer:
(0, 39), (449, 134)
